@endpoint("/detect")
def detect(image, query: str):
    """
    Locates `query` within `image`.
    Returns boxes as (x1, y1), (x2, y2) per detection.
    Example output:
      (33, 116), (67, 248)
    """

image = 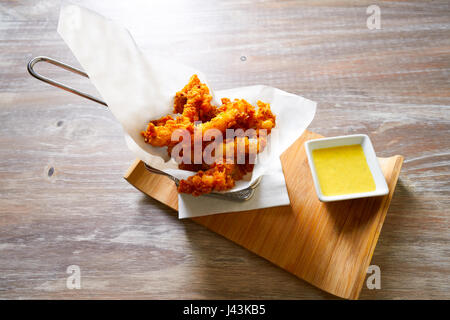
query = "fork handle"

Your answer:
(143, 163), (179, 185)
